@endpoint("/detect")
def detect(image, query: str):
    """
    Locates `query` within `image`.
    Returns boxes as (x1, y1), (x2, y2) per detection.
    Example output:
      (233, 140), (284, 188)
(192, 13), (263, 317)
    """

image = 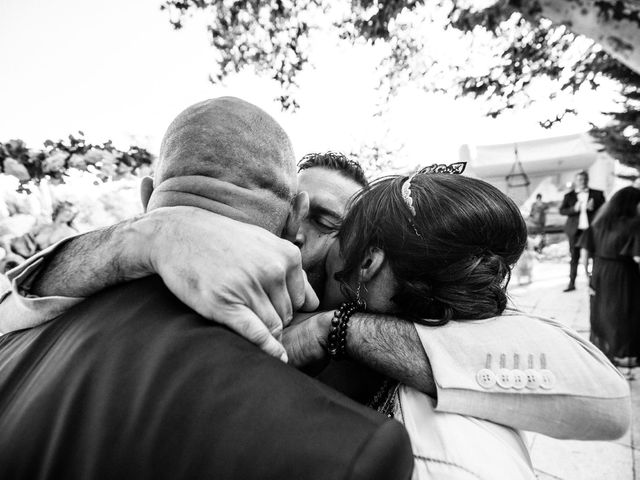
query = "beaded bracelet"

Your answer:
(326, 301), (362, 360)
